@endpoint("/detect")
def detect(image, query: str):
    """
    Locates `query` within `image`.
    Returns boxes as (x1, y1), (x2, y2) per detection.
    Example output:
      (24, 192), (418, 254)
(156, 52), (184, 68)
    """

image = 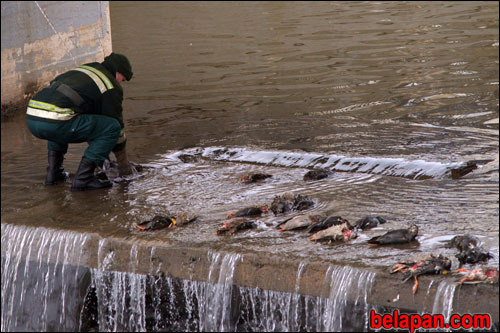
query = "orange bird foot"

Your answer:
(412, 276), (419, 294)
